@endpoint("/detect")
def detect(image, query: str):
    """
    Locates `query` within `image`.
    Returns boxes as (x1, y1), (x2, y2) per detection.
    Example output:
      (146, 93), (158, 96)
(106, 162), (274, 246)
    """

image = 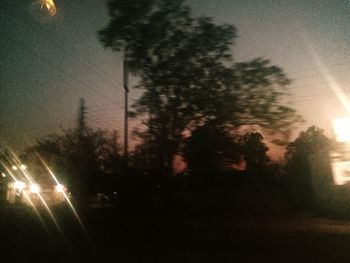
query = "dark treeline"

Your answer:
(3, 123), (335, 217)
